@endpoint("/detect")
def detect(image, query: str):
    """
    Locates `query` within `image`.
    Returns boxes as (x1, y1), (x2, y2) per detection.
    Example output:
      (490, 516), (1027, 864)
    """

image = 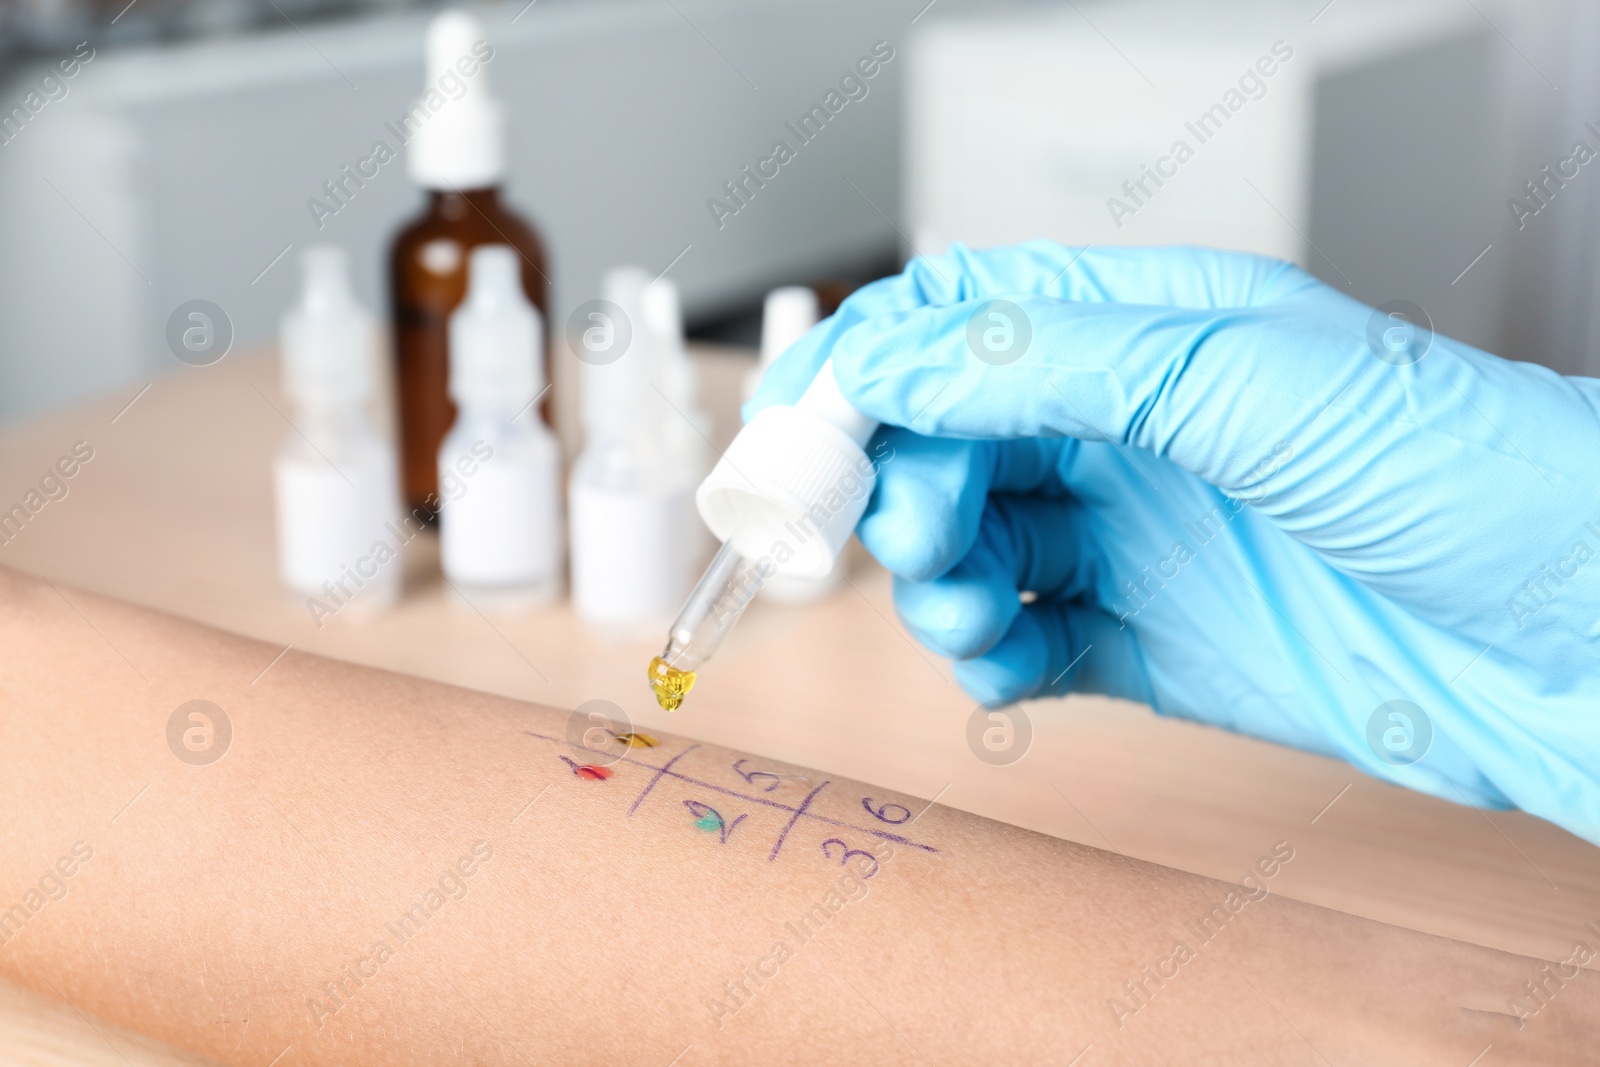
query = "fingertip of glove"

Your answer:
(954, 658), (1039, 709)
(830, 309), (965, 422)
(892, 573), (1018, 662)
(858, 508), (961, 583)
(856, 431), (987, 582)
(952, 611), (1048, 707)
(744, 338), (823, 420)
